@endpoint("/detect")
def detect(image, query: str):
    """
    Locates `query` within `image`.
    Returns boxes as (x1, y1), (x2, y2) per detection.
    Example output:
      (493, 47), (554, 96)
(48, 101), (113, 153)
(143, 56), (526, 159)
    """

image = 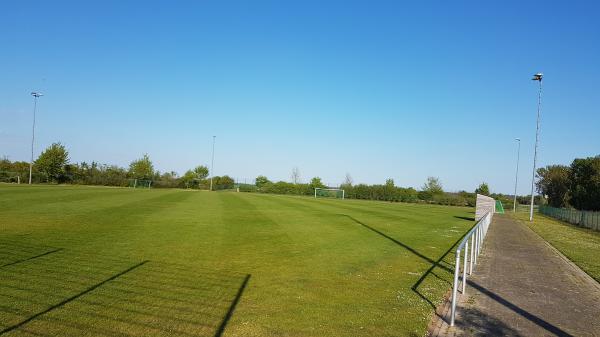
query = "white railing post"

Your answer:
(481, 225), (484, 247)
(476, 228), (480, 254)
(478, 227), (482, 254)
(474, 229), (479, 265)
(450, 248), (461, 326)
(469, 235), (474, 274)
(462, 239), (468, 293)
(450, 210), (494, 326)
